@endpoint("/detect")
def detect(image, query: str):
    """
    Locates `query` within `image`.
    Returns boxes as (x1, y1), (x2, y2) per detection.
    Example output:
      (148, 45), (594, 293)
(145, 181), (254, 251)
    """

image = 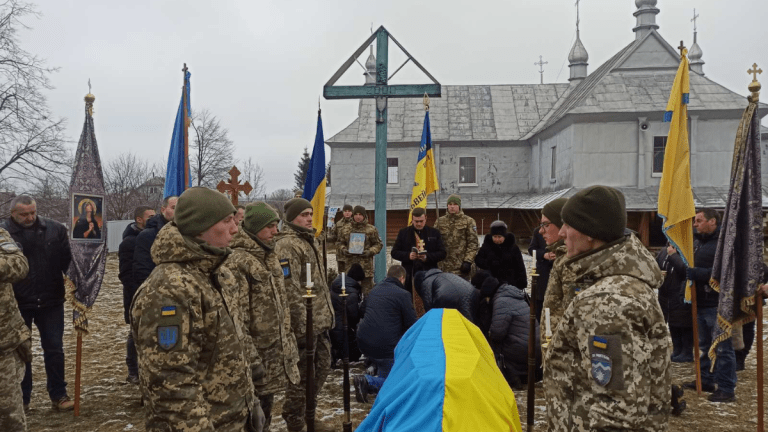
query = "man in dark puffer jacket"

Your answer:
(133, 196), (177, 286)
(475, 220), (527, 290)
(414, 268), (481, 323)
